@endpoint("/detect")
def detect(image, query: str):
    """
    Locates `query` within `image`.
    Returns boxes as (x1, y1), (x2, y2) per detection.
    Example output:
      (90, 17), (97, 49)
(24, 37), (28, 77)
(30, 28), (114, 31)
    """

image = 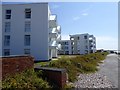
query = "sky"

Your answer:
(1, 1), (119, 50)
(49, 2), (118, 50)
